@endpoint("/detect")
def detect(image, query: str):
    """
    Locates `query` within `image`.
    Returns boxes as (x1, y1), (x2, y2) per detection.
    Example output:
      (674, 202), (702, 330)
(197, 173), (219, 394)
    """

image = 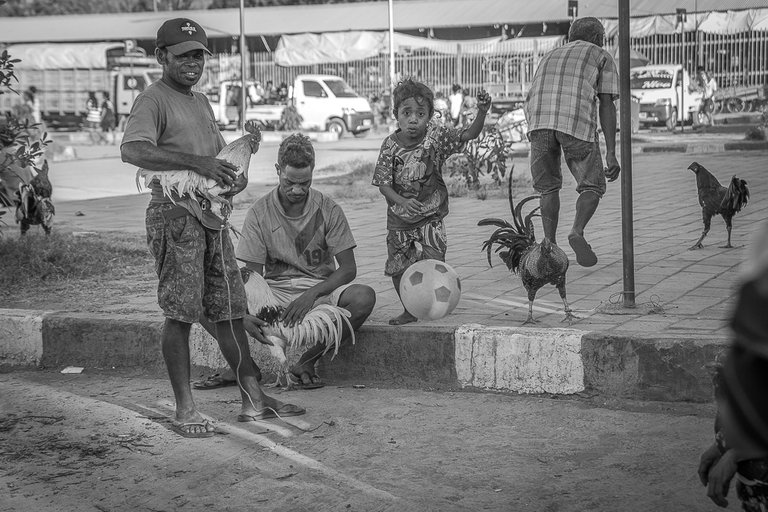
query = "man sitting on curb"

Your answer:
(196, 133), (376, 390)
